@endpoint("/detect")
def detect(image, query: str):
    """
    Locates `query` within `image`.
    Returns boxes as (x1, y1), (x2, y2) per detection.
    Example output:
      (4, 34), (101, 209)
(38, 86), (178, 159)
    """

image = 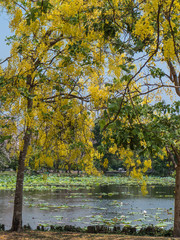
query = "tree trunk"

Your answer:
(174, 158), (180, 237)
(68, 163), (71, 174)
(11, 127), (32, 232)
(11, 83), (33, 231)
